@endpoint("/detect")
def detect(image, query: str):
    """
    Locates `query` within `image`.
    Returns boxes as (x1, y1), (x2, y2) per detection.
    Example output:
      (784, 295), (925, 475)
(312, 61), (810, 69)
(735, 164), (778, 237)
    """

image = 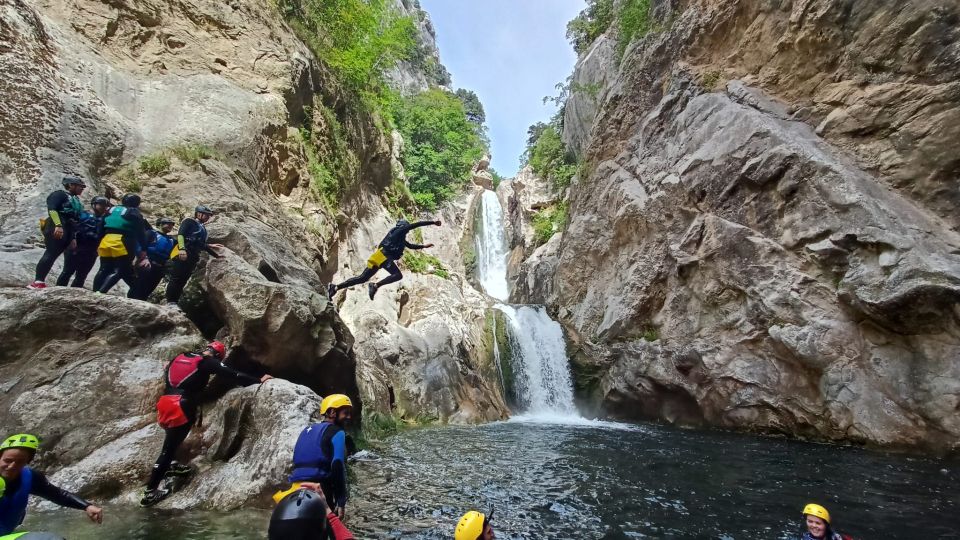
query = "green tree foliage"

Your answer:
(392, 89), (487, 210)
(566, 0), (615, 55)
(532, 202), (568, 246)
(454, 89), (486, 125)
(617, 0), (653, 57)
(526, 124), (577, 192)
